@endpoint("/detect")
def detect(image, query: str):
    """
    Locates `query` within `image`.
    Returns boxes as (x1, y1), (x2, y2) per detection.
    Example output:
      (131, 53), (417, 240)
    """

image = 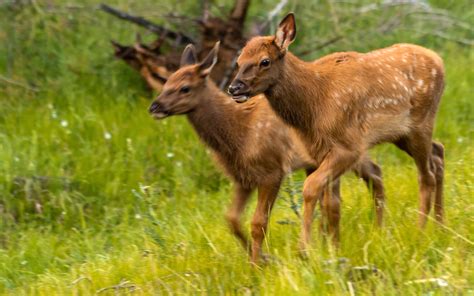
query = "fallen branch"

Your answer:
(0, 75), (39, 92)
(99, 4), (195, 45)
(105, 0), (253, 92)
(96, 279), (140, 294)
